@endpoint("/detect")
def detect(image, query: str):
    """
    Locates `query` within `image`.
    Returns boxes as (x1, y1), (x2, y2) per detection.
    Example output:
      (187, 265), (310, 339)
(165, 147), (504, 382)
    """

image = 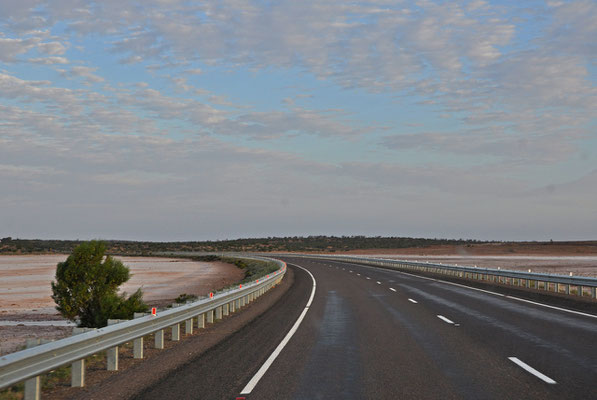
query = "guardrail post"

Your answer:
(197, 313), (205, 329)
(230, 300), (236, 313)
(71, 358), (85, 387)
(223, 303), (229, 316)
(207, 310), (214, 324)
(24, 376), (40, 400)
(172, 323), (180, 341)
(215, 306), (223, 320)
(185, 318), (193, 335)
(106, 320), (121, 371)
(24, 339), (41, 400)
(107, 346), (118, 371)
(133, 336), (144, 359)
(155, 329), (164, 349)
(133, 313), (146, 359)
(70, 327), (95, 386)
